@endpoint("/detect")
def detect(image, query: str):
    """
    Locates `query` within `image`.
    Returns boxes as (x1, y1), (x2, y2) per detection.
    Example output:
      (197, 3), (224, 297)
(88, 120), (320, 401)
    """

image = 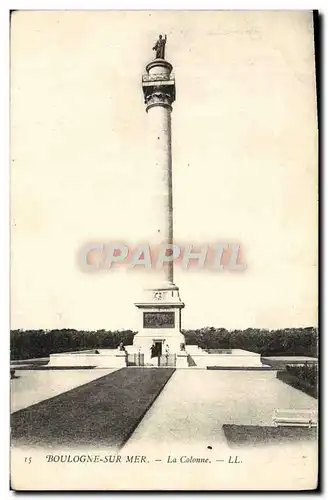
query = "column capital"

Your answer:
(142, 59), (176, 111)
(145, 92), (173, 112)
